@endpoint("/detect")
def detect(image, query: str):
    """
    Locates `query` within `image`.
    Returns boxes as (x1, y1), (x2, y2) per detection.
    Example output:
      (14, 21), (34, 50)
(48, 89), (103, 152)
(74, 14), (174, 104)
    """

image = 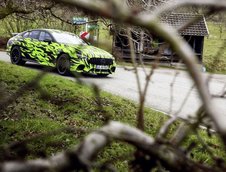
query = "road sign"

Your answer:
(72, 17), (87, 25)
(88, 24), (99, 30)
(80, 31), (90, 40)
